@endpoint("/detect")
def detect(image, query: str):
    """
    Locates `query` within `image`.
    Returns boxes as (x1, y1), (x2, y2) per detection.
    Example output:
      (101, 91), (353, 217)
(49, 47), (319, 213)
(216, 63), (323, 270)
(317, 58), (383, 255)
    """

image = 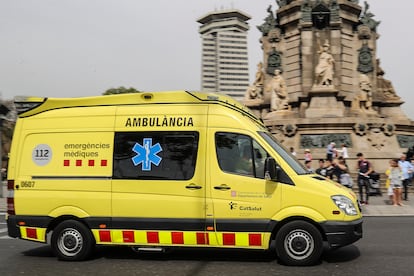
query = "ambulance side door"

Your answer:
(207, 130), (282, 248)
